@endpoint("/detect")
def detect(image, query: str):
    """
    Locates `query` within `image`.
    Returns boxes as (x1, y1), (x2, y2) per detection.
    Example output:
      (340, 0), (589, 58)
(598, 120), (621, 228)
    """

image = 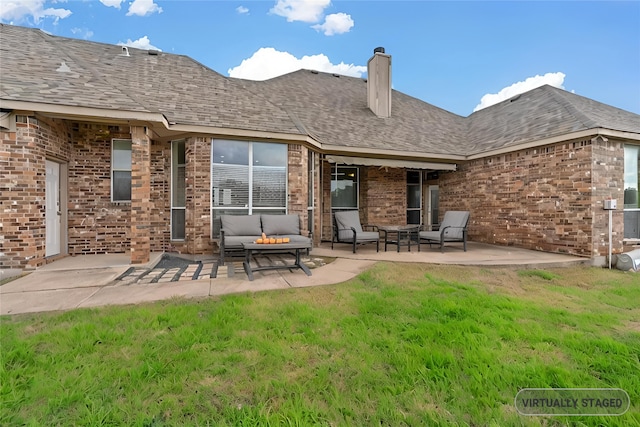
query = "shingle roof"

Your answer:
(234, 70), (470, 157)
(0, 24), (301, 135)
(466, 85), (640, 155)
(2, 24), (639, 160)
